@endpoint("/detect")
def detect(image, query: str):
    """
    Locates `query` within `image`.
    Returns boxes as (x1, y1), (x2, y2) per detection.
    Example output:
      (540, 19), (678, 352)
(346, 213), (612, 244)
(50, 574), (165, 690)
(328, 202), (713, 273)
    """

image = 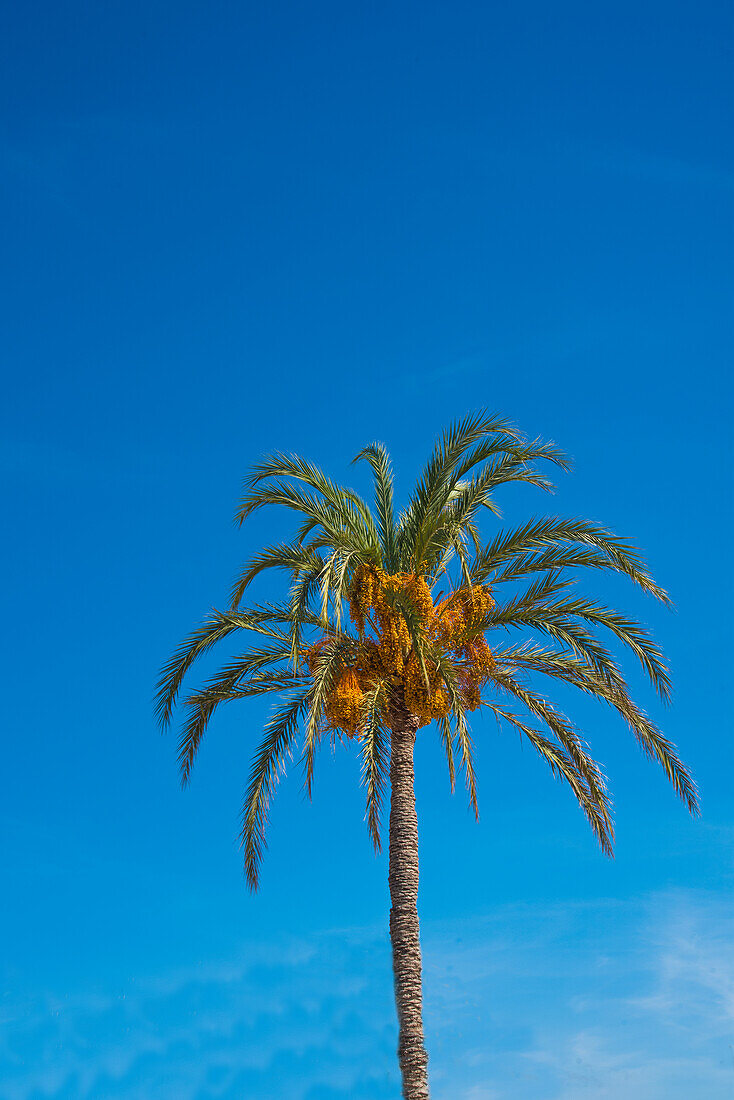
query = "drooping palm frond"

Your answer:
(484, 587), (672, 701)
(547, 597), (671, 699)
(358, 680), (390, 851)
(180, 668), (301, 786)
(237, 454), (381, 556)
(286, 557), (329, 665)
(300, 634), (360, 796)
(155, 609), (293, 729)
(451, 704), (479, 819)
(436, 711), (457, 793)
(472, 517), (671, 604)
(223, 602), (329, 632)
(482, 699), (615, 854)
(244, 452), (379, 541)
(229, 542), (324, 609)
(492, 643), (698, 814)
(431, 649), (479, 817)
(241, 687), (311, 891)
(490, 666), (615, 842)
